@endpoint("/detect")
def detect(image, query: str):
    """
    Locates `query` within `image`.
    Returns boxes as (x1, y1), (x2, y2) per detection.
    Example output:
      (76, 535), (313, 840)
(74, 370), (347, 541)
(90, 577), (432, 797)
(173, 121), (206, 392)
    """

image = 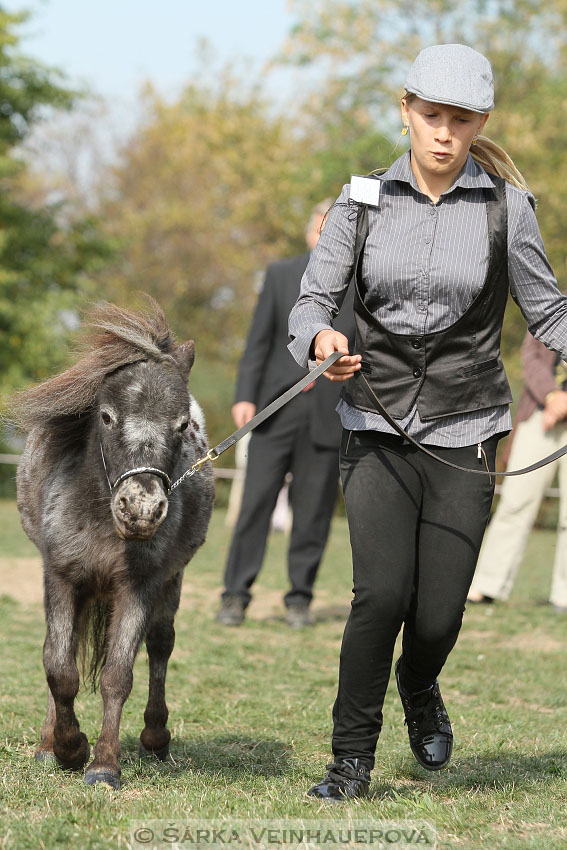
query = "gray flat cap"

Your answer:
(405, 44), (494, 113)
